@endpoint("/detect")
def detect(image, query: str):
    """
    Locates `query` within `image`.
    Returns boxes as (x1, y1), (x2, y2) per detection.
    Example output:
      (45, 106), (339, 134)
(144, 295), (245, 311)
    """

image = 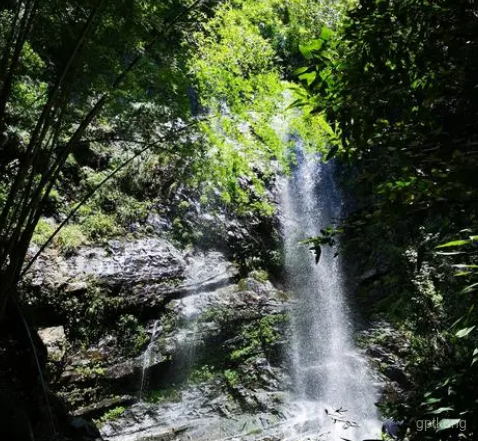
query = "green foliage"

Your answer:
(187, 0), (339, 215)
(66, 283), (145, 357)
(116, 314), (149, 357)
(249, 270), (269, 283)
(55, 224), (87, 254)
(31, 219), (57, 247)
(143, 388), (181, 404)
(294, 1), (478, 439)
(75, 364), (106, 379)
(79, 212), (120, 241)
(32, 219), (86, 254)
(230, 313), (288, 362)
(223, 368), (240, 388)
(189, 365), (215, 384)
(94, 406), (126, 425)
(259, 313), (288, 345)
(73, 282), (121, 345)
